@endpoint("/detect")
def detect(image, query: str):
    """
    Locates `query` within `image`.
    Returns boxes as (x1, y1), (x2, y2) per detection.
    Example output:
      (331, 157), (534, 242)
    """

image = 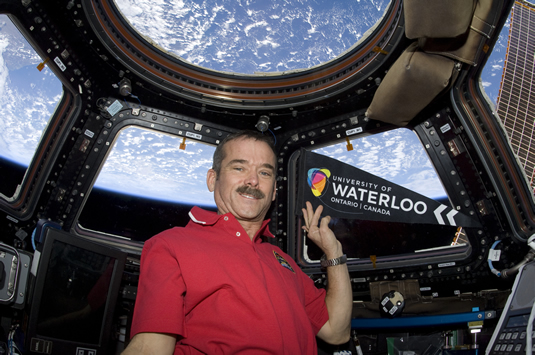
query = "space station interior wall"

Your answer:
(366, 0), (503, 126)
